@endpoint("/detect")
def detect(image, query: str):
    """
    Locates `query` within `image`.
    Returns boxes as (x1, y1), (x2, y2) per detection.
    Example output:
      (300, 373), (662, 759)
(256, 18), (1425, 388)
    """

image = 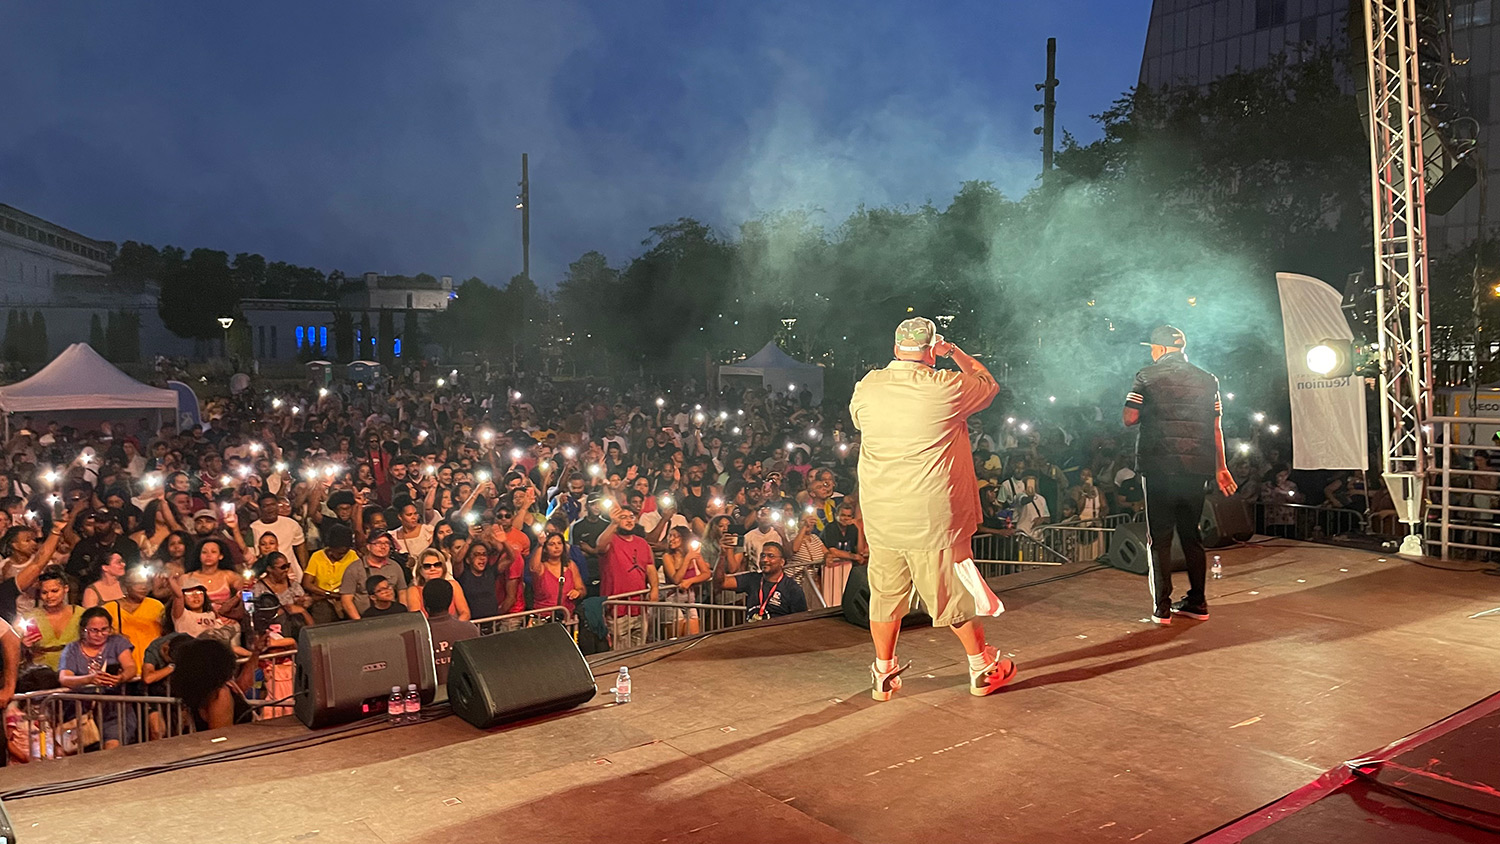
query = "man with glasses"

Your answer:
(596, 505), (658, 648)
(340, 531), (409, 621)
